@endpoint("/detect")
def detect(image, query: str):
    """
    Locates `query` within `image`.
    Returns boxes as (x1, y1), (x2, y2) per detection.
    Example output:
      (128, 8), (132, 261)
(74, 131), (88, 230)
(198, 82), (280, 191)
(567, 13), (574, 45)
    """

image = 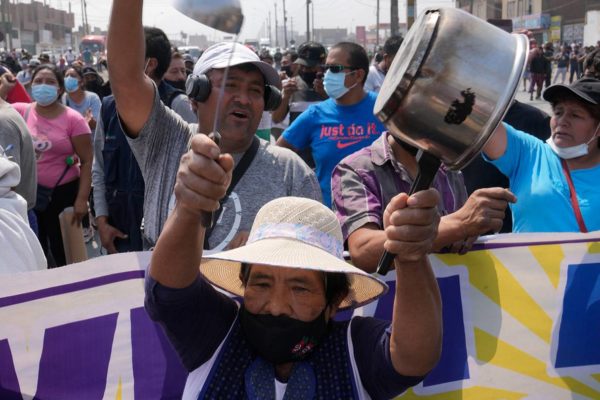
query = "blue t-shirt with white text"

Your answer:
(282, 91), (385, 207)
